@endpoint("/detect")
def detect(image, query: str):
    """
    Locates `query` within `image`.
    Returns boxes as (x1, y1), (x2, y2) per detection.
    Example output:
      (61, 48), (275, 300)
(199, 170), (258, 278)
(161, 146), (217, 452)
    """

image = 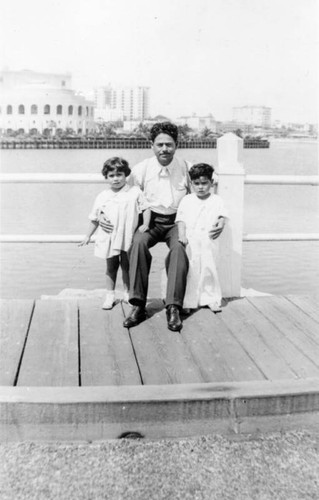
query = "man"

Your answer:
(122, 122), (191, 331)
